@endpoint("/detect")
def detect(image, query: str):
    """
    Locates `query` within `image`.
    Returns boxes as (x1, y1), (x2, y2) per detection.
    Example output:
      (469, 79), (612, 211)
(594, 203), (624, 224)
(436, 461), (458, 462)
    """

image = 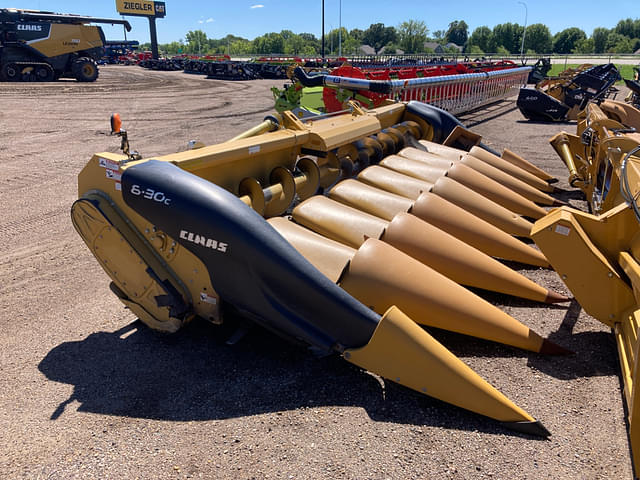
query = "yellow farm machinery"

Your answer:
(0, 8), (131, 82)
(531, 99), (640, 475)
(72, 99), (570, 436)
